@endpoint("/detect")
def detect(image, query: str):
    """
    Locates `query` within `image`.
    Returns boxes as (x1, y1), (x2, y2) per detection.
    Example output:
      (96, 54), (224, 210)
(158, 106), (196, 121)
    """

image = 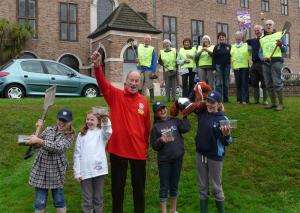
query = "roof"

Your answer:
(88, 3), (161, 39)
